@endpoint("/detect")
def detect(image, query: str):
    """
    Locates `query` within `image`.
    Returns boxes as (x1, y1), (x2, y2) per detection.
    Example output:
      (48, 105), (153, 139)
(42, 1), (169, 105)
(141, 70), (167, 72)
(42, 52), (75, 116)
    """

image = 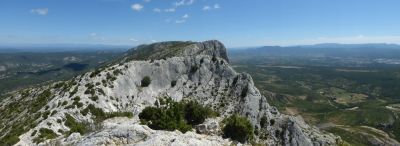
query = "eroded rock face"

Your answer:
(1, 40), (339, 146)
(195, 118), (221, 135)
(71, 118), (233, 146)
